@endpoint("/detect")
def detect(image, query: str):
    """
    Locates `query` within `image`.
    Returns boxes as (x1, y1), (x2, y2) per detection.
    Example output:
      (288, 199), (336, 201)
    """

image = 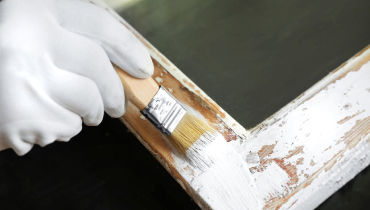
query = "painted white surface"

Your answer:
(242, 49), (370, 209)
